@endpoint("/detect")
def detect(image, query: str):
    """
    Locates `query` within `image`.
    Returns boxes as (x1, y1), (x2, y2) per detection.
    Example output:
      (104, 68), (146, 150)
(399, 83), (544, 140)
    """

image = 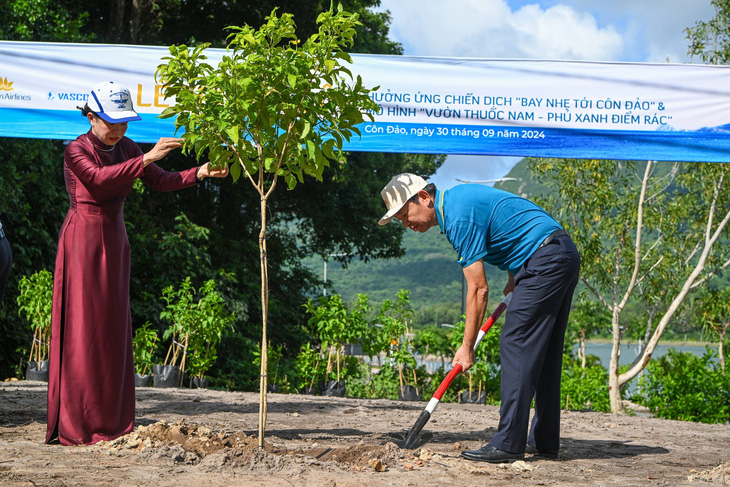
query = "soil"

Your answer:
(1, 380), (729, 486)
